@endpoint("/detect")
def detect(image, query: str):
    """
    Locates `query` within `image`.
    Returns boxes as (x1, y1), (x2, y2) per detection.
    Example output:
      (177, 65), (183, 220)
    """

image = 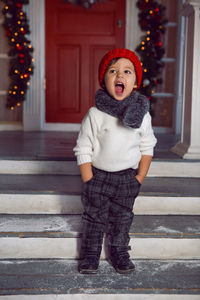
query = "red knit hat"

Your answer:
(98, 48), (142, 90)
